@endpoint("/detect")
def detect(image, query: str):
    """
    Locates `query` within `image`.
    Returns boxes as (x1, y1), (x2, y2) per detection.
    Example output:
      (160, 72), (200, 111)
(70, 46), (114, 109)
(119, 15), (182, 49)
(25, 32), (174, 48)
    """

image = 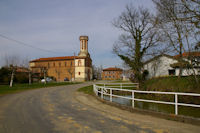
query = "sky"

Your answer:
(0, 0), (154, 68)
